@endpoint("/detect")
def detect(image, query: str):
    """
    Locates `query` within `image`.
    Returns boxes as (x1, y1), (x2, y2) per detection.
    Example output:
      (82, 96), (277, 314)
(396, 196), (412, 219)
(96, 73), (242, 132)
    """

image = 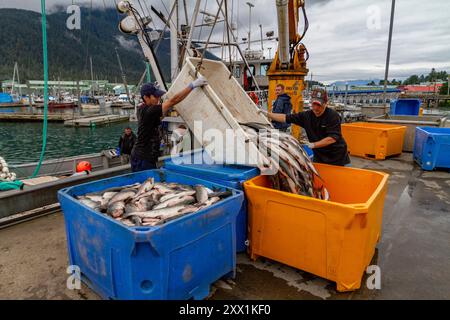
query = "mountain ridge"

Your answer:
(0, 7), (218, 85)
